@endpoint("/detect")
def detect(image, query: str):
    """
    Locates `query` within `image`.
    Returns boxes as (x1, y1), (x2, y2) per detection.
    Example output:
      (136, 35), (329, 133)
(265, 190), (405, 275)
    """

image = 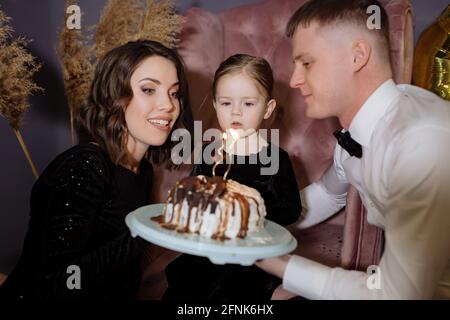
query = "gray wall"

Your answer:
(0, 0), (447, 274)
